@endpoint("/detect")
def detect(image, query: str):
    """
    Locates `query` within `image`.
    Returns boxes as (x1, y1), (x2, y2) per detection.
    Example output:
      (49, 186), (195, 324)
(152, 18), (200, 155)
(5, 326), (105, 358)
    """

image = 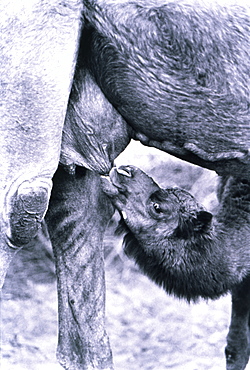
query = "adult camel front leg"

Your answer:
(0, 0), (83, 287)
(45, 165), (114, 370)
